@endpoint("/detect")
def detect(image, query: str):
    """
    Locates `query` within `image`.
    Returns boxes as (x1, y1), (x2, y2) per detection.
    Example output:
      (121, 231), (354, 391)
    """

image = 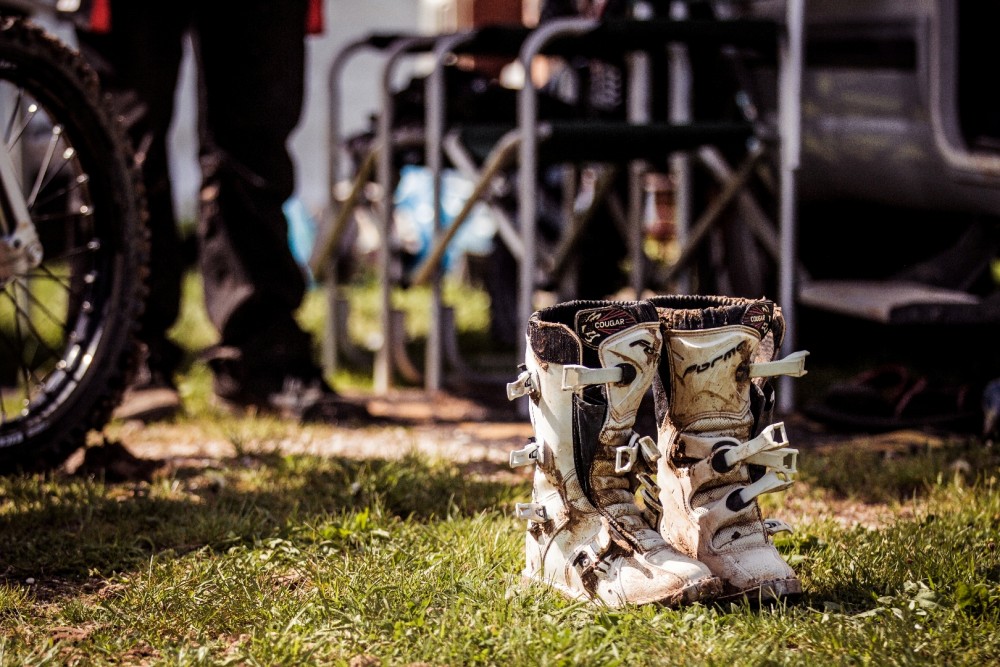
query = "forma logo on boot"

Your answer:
(682, 339), (750, 378)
